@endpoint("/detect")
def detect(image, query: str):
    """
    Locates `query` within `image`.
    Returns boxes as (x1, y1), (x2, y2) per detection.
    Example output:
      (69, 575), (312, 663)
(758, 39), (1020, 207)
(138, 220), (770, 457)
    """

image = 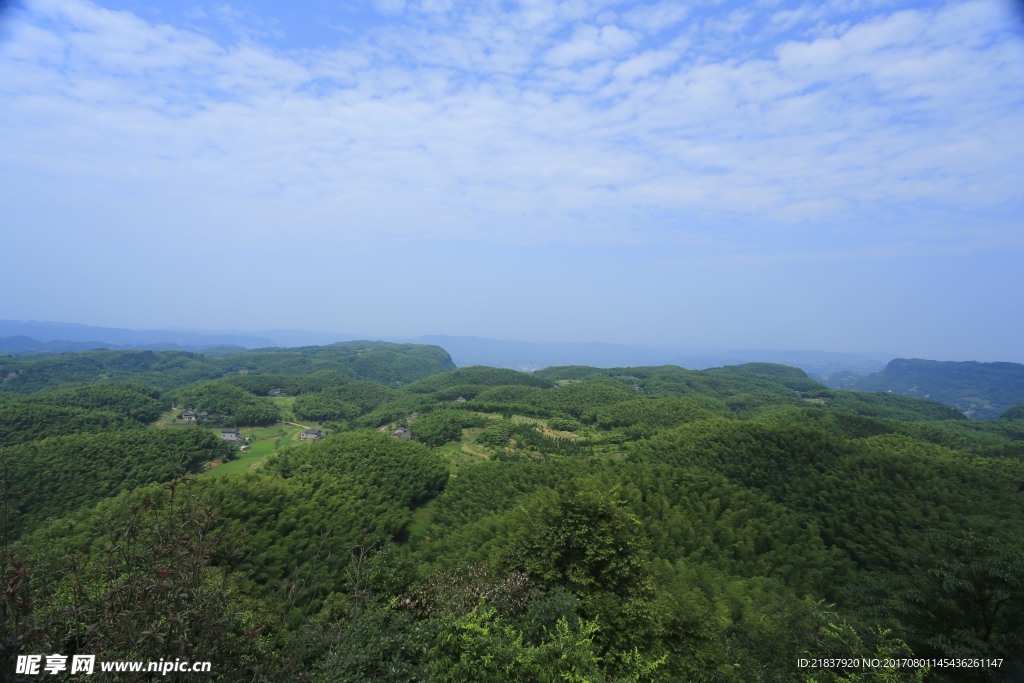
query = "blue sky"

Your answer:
(1, 0), (1022, 361)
